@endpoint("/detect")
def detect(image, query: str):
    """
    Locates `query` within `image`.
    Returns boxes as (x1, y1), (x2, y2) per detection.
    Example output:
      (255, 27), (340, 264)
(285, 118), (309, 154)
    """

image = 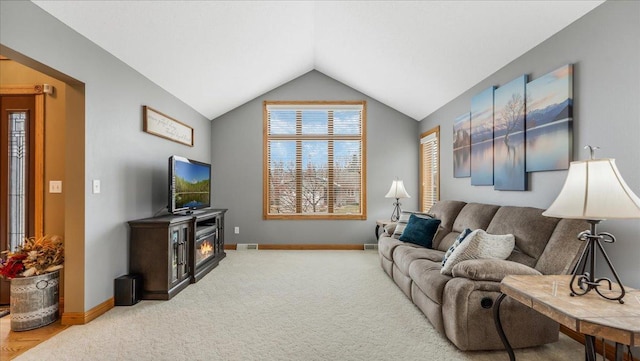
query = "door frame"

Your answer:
(1, 84), (45, 239)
